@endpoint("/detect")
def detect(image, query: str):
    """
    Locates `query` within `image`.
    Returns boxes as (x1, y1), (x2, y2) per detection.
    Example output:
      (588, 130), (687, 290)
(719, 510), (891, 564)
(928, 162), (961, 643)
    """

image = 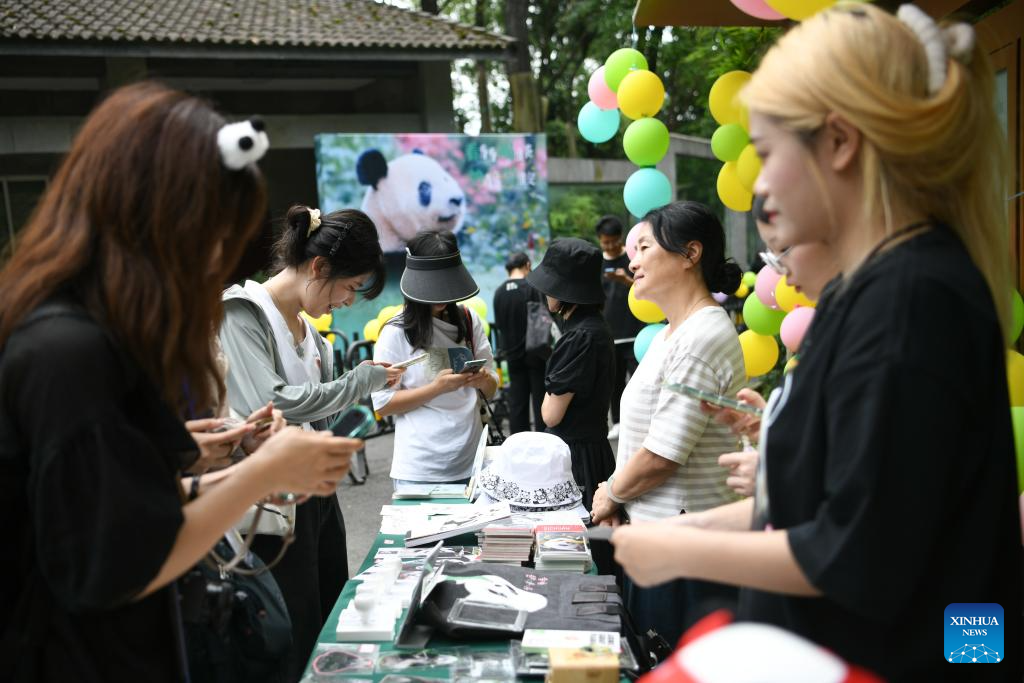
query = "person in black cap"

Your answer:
(527, 237), (616, 514)
(372, 230), (498, 487)
(493, 251), (546, 433)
